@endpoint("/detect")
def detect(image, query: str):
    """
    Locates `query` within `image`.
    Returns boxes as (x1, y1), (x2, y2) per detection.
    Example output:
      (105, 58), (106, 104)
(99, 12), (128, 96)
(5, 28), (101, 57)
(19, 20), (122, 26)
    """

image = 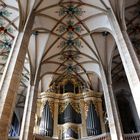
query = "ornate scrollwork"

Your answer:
(84, 100), (99, 118)
(58, 4), (85, 18)
(84, 102), (89, 118)
(48, 100), (54, 118)
(62, 125), (79, 134)
(59, 101), (81, 114)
